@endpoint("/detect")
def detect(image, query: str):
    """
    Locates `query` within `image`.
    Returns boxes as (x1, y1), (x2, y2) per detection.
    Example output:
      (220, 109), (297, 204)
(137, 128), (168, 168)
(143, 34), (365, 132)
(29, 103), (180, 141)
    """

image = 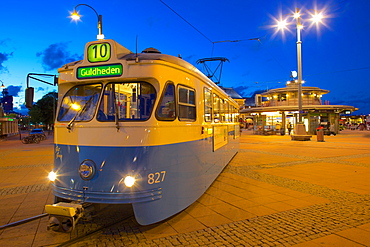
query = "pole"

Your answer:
(74, 4), (104, 40)
(296, 8), (303, 124)
(98, 15), (103, 39)
(290, 8), (310, 140)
